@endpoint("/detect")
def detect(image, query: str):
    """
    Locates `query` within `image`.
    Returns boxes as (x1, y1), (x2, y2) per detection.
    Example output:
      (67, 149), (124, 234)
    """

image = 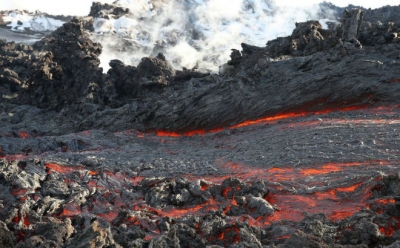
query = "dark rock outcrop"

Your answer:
(266, 19), (342, 58)
(107, 53), (209, 100)
(134, 53), (176, 87)
(359, 5), (400, 46)
(0, 6), (399, 135)
(107, 59), (138, 98)
(341, 9), (363, 43)
(89, 2), (129, 19)
(0, 18), (115, 110)
(0, 221), (14, 247)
